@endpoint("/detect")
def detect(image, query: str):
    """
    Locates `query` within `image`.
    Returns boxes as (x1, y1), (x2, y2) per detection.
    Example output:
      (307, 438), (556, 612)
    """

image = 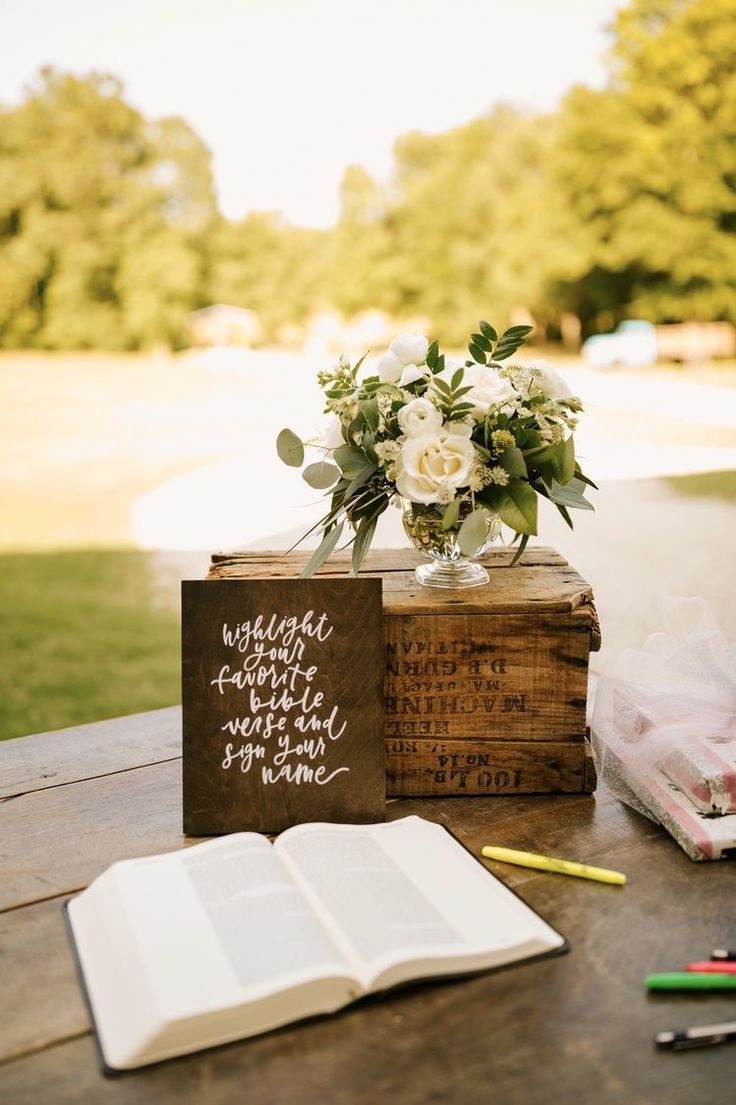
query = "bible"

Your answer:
(66, 815), (566, 1071)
